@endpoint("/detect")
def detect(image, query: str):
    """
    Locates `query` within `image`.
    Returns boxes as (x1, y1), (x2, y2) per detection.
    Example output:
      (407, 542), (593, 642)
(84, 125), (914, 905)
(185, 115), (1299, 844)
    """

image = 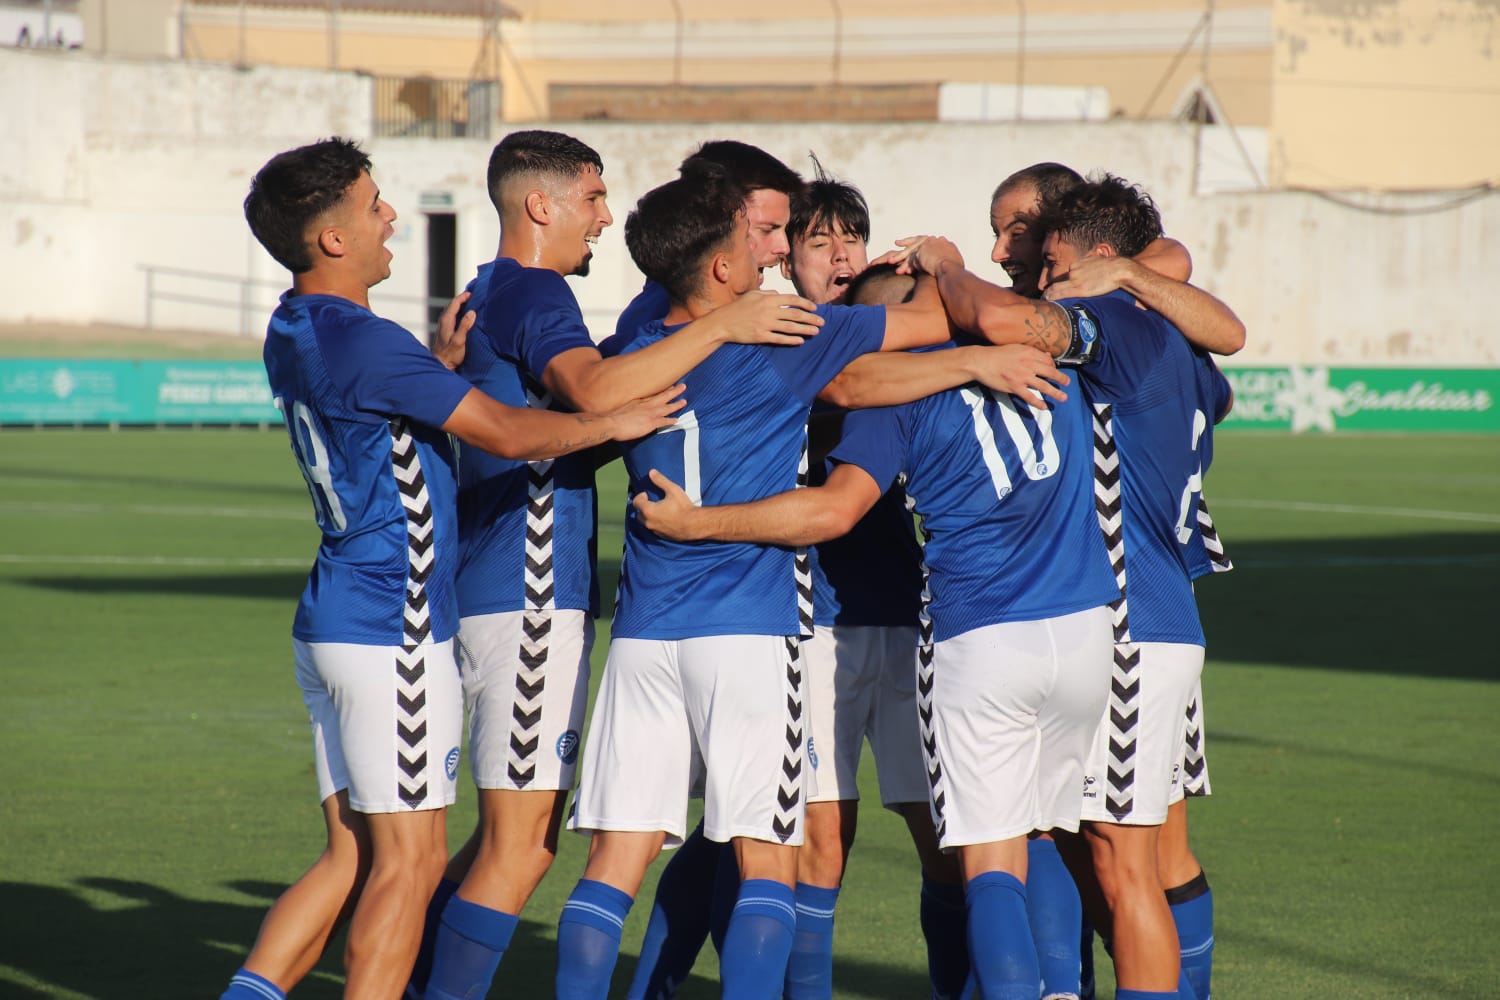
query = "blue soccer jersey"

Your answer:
(453, 258), (601, 618)
(601, 279), (671, 358)
(612, 302), (888, 640)
(830, 364), (1118, 644)
(1064, 291), (1234, 644)
(263, 292), (472, 646)
(809, 455), (924, 629)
